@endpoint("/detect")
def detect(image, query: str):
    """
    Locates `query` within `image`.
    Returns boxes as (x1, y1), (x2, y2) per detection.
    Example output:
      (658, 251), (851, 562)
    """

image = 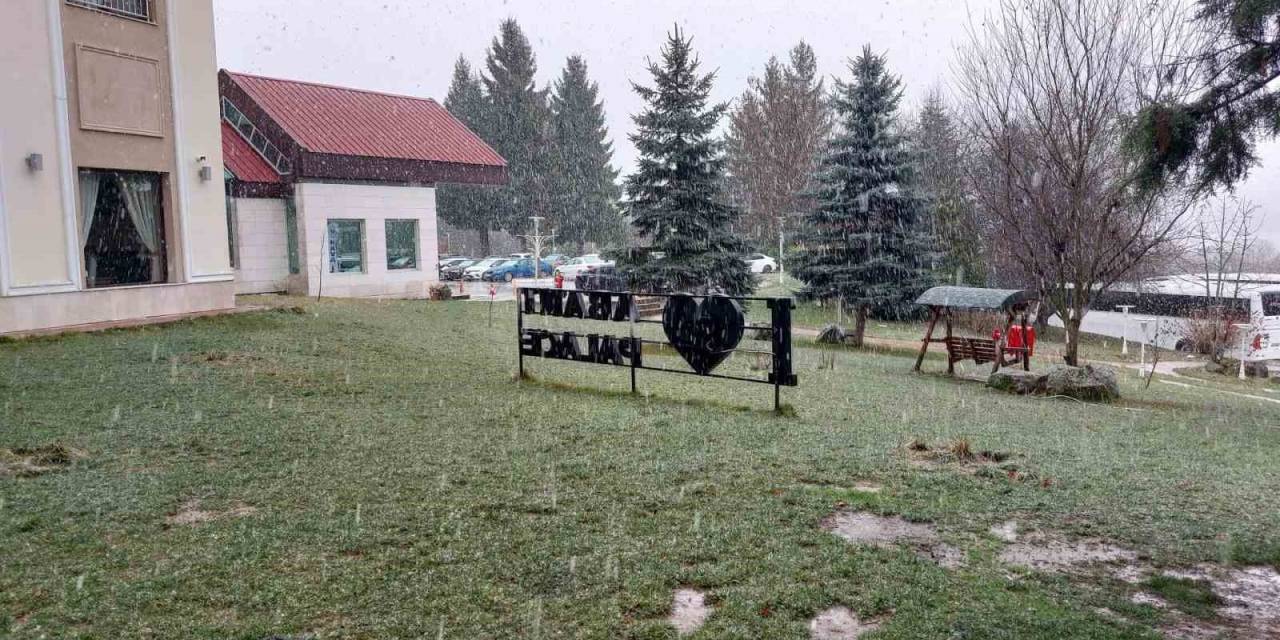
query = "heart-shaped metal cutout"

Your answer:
(662, 295), (745, 375)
